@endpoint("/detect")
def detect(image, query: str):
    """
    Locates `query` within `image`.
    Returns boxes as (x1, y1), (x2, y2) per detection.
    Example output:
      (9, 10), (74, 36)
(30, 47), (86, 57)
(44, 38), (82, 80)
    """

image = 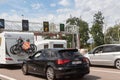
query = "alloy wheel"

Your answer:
(22, 64), (28, 75)
(46, 67), (55, 80)
(115, 59), (120, 69)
